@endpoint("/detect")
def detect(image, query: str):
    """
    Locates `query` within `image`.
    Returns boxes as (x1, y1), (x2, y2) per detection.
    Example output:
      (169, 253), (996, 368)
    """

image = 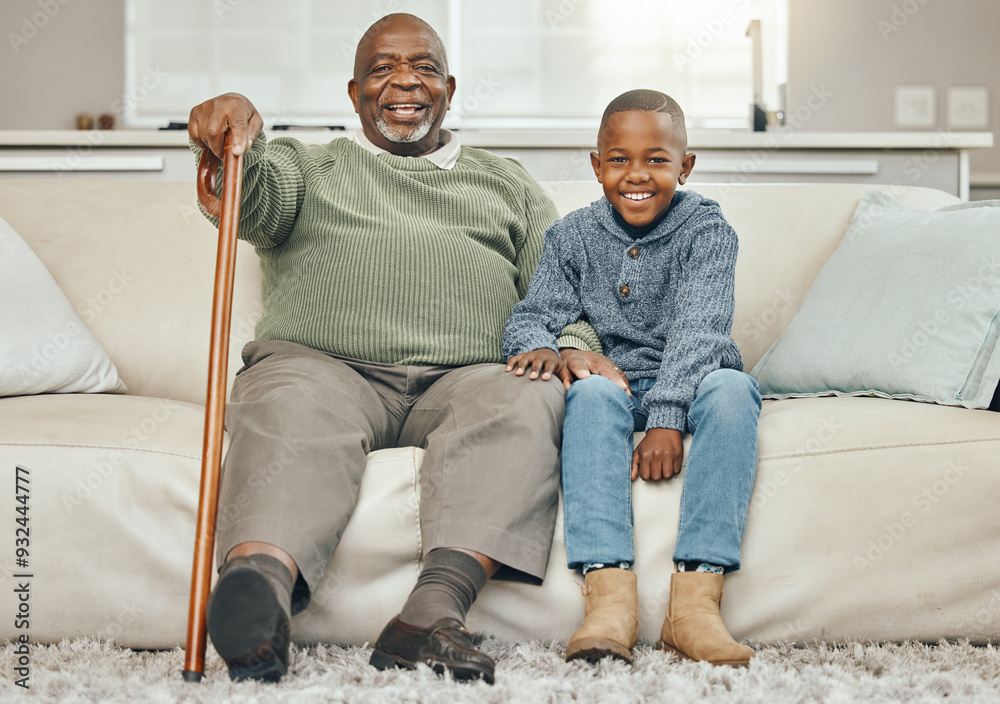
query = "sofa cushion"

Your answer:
(469, 396), (1000, 646)
(0, 216), (125, 397)
(0, 394), (203, 645)
(2, 390), (999, 648)
(751, 191), (1000, 408)
(0, 392), (424, 649)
